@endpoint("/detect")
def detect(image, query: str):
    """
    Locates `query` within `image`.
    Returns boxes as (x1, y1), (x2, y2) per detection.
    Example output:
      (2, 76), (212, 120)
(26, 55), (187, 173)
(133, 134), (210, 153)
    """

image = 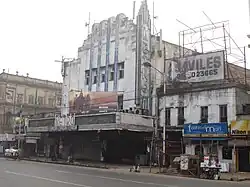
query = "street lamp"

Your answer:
(143, 62), (167, 167)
